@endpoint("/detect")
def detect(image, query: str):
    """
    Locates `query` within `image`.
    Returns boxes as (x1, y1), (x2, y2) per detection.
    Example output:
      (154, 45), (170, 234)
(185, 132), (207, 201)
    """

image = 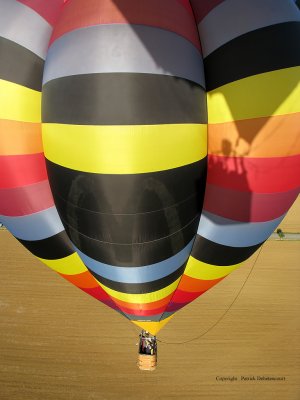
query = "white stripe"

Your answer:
(0, 0), (52, 59)
(44, 24), (205, 87)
